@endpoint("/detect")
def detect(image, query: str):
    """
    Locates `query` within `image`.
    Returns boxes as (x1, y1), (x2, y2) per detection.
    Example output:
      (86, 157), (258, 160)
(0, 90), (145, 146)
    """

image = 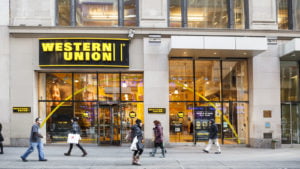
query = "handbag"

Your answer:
(67, 133), (81, 144)
(130, 136), (138, 151)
